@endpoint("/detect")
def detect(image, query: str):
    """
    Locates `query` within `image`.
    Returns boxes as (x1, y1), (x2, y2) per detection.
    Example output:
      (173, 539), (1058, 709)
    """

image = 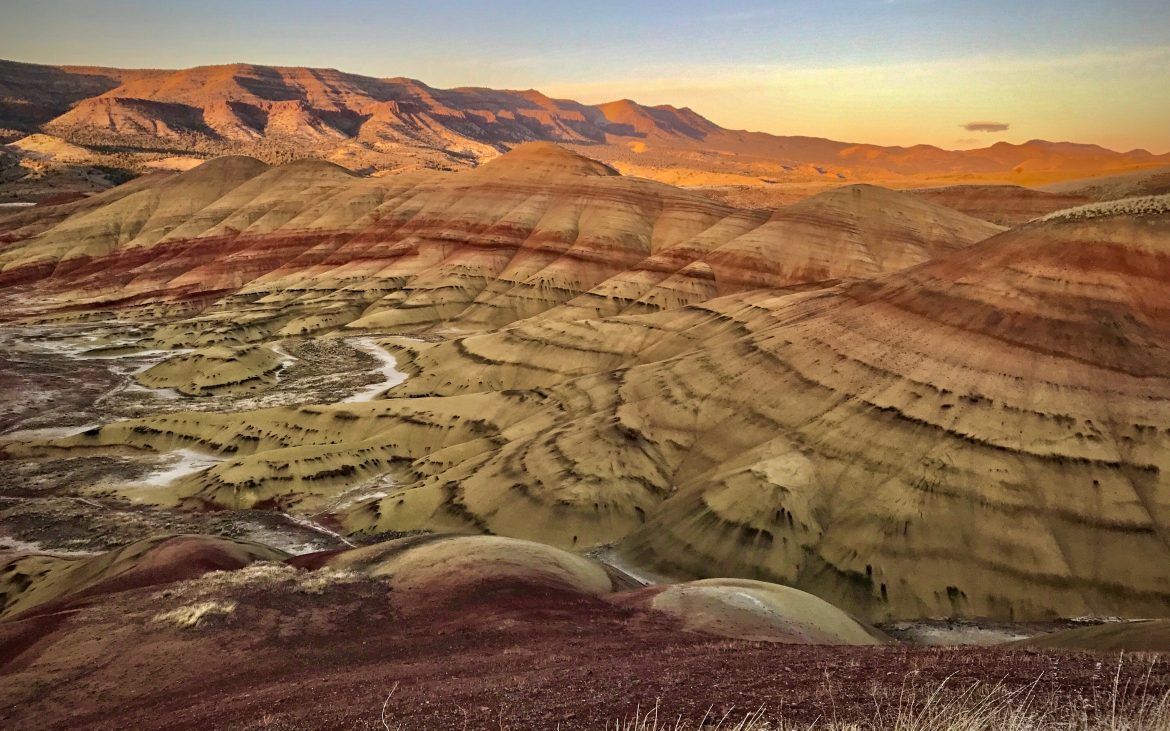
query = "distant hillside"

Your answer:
(2, 58), (1168, 199)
